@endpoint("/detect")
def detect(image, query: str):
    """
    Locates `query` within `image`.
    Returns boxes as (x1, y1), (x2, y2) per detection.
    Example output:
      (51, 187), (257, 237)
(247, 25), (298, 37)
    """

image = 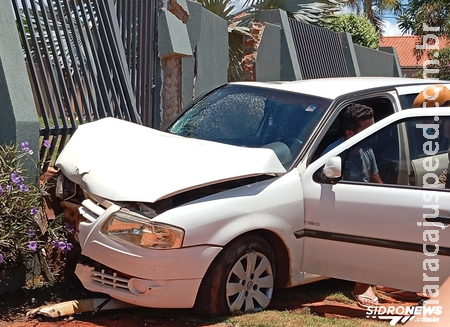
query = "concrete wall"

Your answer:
(355, 45), (402, 77)
(0, 1), (39, 181)
(255, 23), (281, 82)
(190, 2), (228, 103)
(251, 10), (402, 82)
(256, 10), (302, 81)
